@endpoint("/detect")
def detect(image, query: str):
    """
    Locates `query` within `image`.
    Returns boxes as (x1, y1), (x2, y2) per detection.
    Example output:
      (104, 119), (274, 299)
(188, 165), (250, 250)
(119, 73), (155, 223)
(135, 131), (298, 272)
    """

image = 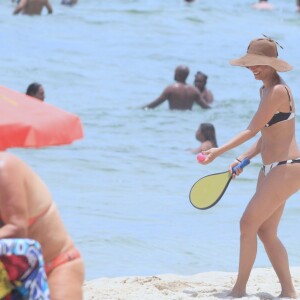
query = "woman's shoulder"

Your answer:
(273, 84), (293, 100)
(0, 153), (35, 180)
(0, 152), (22, 168)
